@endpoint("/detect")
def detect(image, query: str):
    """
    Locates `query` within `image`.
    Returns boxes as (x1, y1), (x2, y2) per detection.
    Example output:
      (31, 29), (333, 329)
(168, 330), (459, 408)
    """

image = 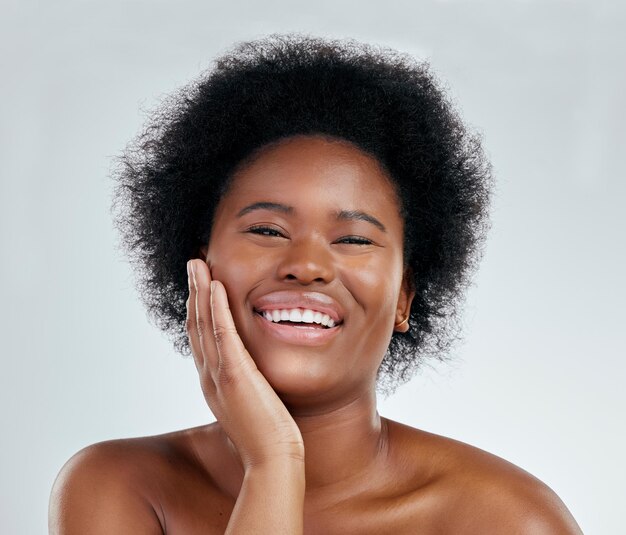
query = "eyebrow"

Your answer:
(236, 202), (387, 232)
(336, 209), (386, 232)
(237, 202), (294, 217)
